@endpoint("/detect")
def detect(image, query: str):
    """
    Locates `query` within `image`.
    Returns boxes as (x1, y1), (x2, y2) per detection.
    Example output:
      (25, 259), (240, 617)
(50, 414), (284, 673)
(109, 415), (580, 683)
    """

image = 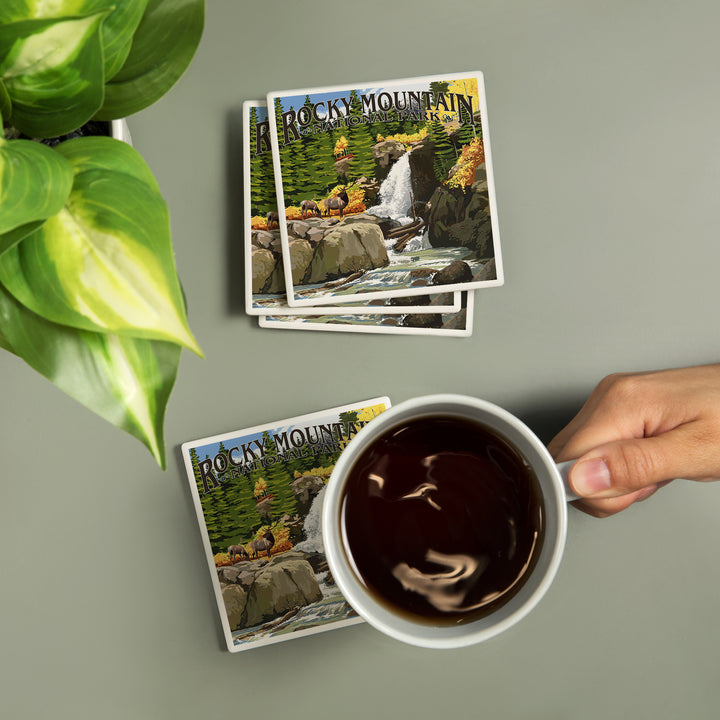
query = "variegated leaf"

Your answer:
(0, 281), (179, 467)
(0, 1), (150, 81)
(98, 0), (204, 119)
(0, 134), (73, 234)
(0, 12), (107, 137)
(0, 321), (12, 353)
(0, 220), (44, 257)
(0, 80), (11, 121)
(0, 136), (202, 355)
